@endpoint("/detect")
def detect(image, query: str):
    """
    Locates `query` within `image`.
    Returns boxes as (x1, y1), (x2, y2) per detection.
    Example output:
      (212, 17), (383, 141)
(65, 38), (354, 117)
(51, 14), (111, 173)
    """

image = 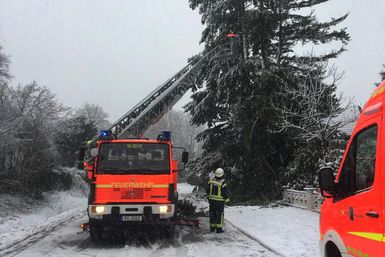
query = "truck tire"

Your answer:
(325, 242), (342, 257)
(165, 224), (176, 239)
(89, 223), (103, 243)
